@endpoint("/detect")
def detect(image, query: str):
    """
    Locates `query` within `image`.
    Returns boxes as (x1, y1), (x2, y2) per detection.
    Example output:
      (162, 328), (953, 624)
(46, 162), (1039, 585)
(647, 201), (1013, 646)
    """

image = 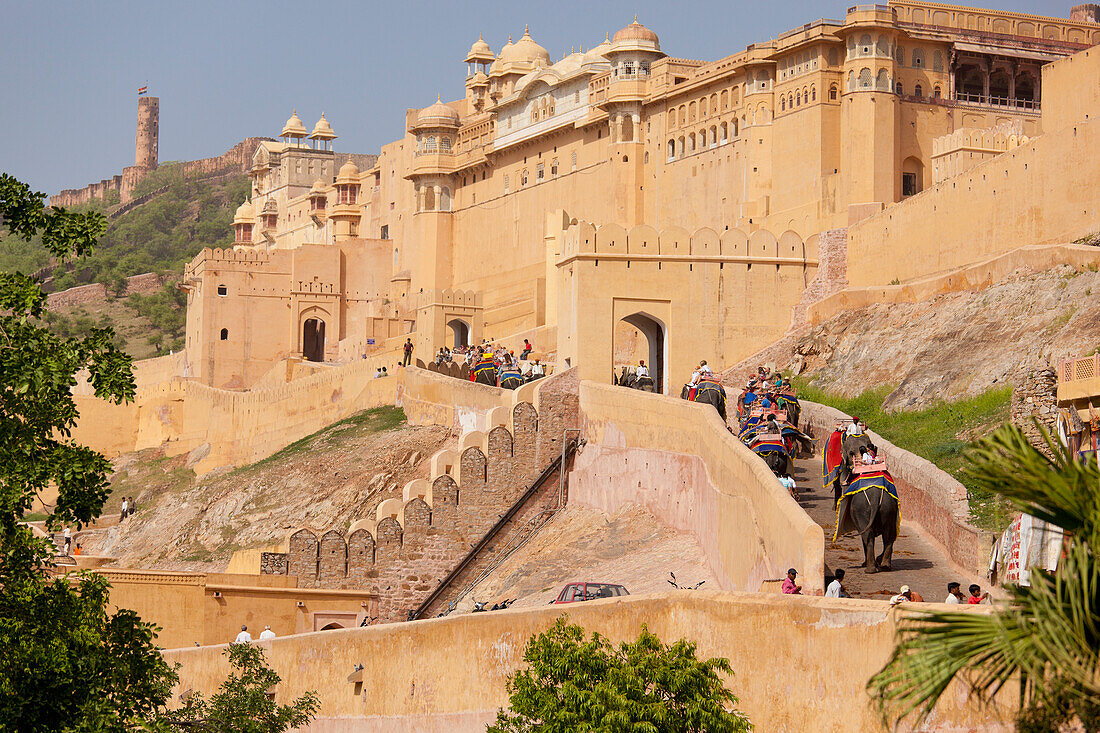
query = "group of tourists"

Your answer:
(786, 567), (991, 604)
(734, 369), (810, 487)
(120, 495), (137, 521)
(468, 339), (545, 388)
